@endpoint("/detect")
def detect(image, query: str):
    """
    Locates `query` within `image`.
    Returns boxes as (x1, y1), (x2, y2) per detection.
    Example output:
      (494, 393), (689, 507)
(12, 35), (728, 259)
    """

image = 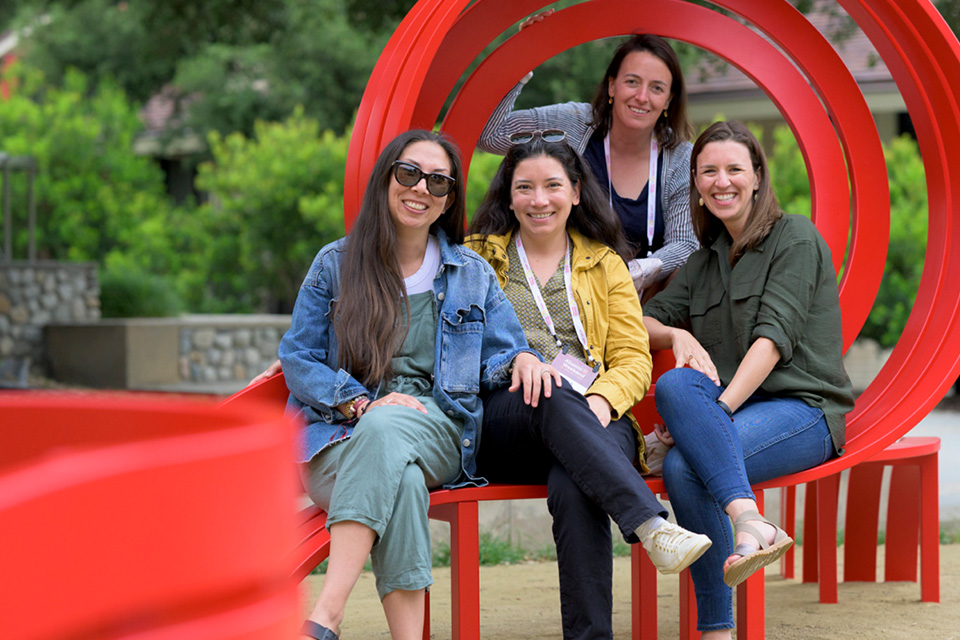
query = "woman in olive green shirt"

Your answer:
(642, 121), (854, 639)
